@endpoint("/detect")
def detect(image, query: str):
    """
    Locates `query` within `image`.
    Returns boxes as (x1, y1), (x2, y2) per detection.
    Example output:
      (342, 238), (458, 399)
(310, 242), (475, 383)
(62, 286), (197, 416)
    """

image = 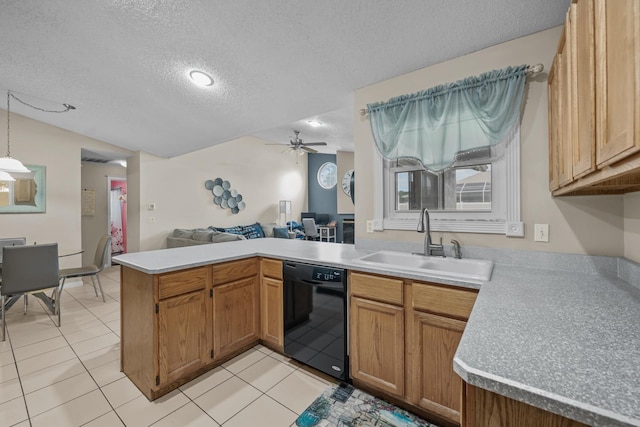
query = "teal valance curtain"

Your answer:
(367, 65), (527, 171)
